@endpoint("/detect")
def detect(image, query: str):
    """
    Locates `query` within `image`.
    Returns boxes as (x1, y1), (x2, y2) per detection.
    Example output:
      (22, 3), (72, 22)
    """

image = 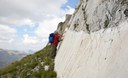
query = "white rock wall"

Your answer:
(69, 0), (127, 32)
(55, 21), (128, 78)
(55, 0), (128, 78)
